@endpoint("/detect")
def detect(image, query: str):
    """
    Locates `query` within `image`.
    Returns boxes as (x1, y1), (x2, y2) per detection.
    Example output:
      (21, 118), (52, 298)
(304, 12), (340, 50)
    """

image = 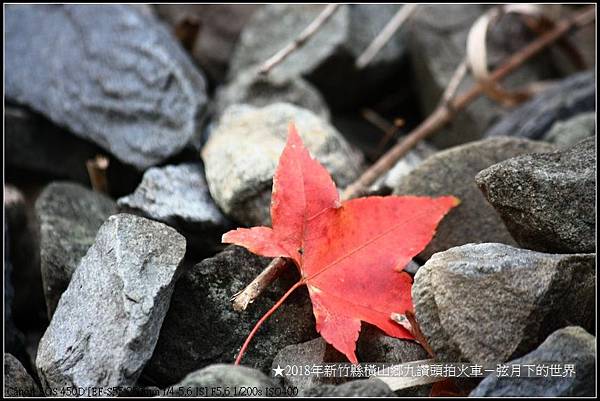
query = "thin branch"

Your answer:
(231, 256), (289, 311)
(231, 5), (596, 311)
(86, 155), (110, 194)
(355, 4), (418, 69)
(438, 59), (468, 109)
(258, 4), (341, 75)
